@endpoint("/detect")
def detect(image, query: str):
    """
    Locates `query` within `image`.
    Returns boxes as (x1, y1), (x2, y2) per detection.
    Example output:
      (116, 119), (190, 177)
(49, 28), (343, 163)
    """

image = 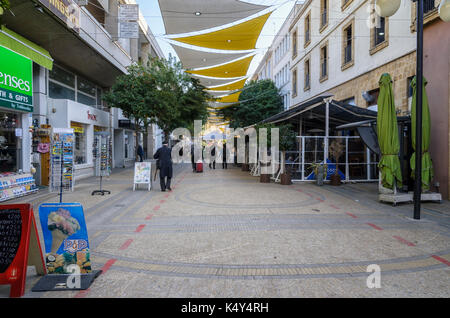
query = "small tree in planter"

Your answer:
(278, 124), (297, 185)
(254, 123), (275, 183)
(329, 140), (344, 186)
